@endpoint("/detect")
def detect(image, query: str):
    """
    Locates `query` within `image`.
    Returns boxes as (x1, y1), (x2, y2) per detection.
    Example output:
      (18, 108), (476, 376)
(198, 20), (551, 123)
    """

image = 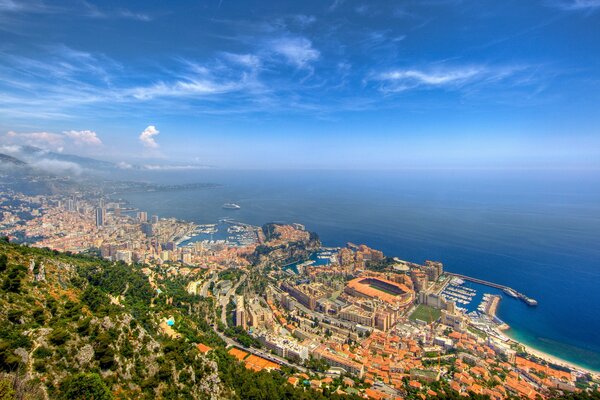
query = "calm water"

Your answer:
(116, 169), (600, 370)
